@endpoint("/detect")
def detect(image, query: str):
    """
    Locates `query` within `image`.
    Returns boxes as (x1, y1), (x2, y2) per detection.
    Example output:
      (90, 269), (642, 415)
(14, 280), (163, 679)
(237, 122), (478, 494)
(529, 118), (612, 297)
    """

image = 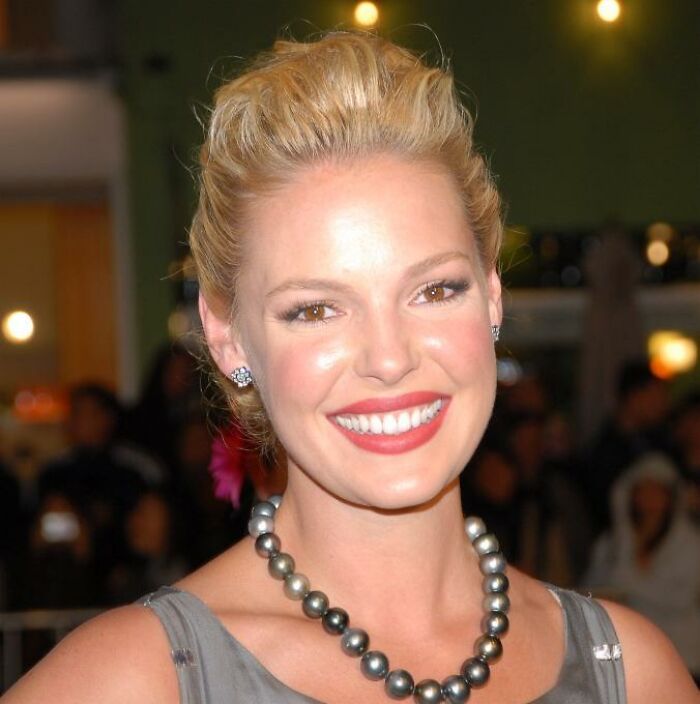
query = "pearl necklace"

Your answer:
(248, 496), (510, 703)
